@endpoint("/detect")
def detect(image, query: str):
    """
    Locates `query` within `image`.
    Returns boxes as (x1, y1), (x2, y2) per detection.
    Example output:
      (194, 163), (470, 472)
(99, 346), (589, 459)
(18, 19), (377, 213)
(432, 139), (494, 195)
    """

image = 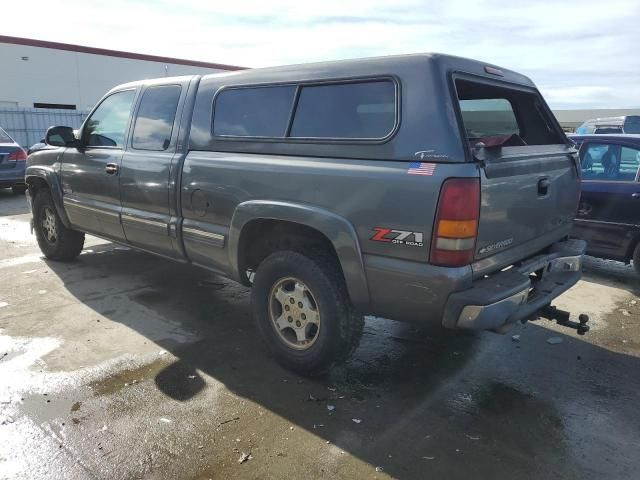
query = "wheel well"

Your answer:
(626, 233), (640, 263)
(26, 177), (49, 197)
(237, 219), (344, 287)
